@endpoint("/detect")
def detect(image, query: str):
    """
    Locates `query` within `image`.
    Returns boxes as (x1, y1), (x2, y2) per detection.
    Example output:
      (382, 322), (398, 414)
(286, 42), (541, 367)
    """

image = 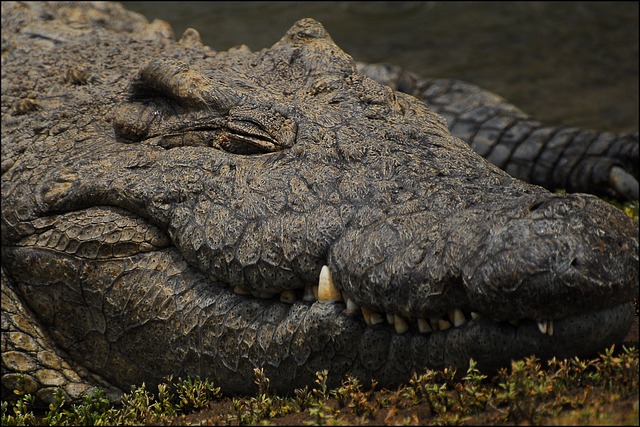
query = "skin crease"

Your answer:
(1, 2), (638, 402)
